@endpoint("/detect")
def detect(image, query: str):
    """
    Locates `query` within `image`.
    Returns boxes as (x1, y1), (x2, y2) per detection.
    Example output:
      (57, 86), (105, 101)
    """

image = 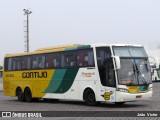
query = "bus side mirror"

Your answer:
(154, 57), (159, 69)
(113, 56), (121, 69)
(150, 63), (156, 68)
(156, 63), (159, 69)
